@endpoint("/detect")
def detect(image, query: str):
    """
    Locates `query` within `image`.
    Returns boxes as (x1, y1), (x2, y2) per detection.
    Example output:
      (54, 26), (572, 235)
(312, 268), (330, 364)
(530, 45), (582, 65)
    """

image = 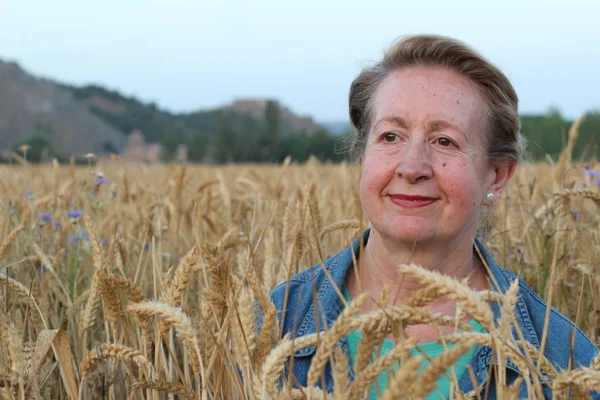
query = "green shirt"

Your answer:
(343, 286), (486, 399)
